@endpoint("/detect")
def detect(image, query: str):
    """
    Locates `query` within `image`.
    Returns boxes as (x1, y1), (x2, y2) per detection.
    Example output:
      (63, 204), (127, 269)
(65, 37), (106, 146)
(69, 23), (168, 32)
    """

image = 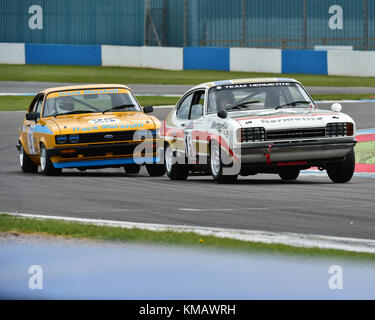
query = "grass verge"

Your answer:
(0, 94), (373, 112)
(355, 141), (375, 164)
(2, 64), (375, 87)
(1, 214), (374, 260)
